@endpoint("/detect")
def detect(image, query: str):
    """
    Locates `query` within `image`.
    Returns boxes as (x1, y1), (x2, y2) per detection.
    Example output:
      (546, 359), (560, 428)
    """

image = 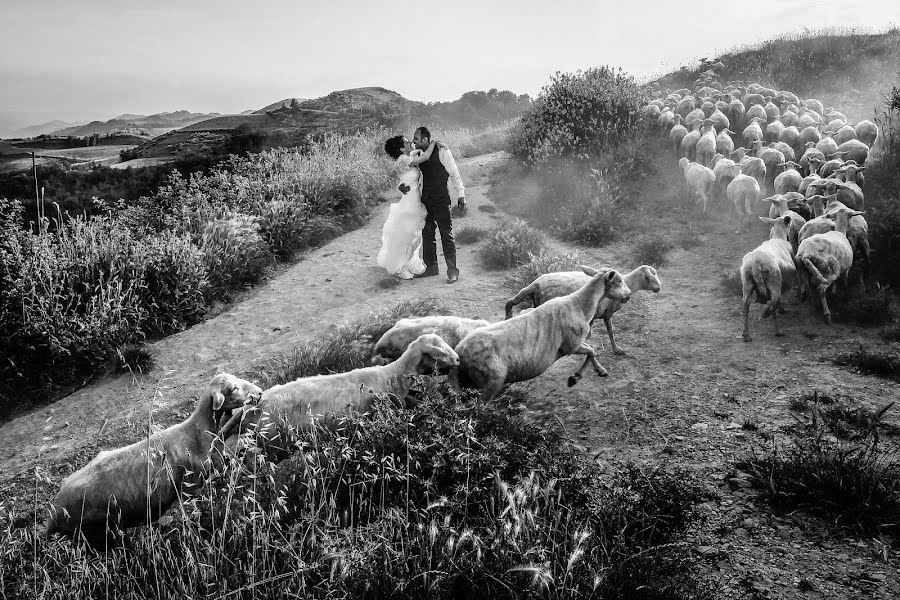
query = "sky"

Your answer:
(1, 0), (899, 130)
